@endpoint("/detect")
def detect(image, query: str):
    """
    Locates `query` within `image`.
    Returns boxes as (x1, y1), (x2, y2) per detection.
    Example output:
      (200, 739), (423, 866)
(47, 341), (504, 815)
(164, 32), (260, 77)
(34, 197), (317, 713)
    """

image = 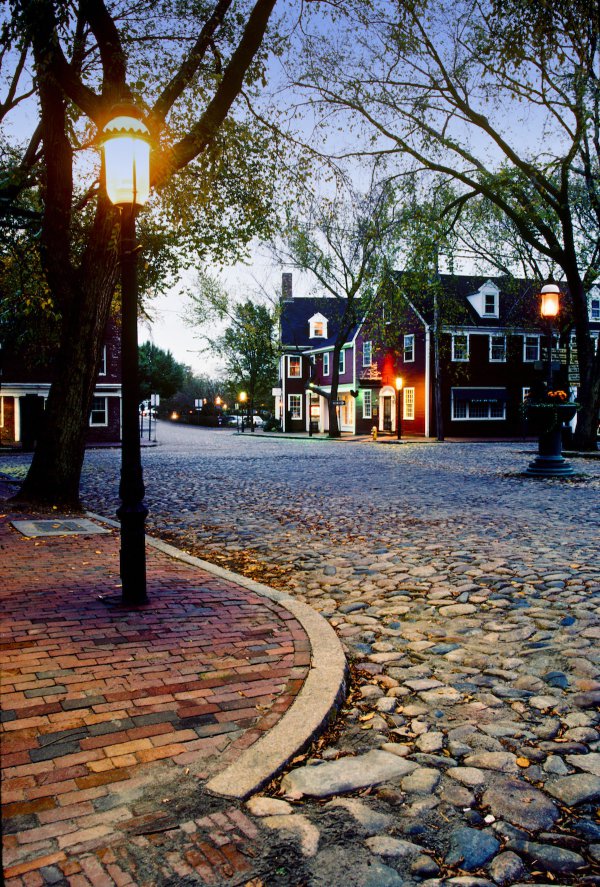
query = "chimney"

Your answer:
(282, 272), (293, 301)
